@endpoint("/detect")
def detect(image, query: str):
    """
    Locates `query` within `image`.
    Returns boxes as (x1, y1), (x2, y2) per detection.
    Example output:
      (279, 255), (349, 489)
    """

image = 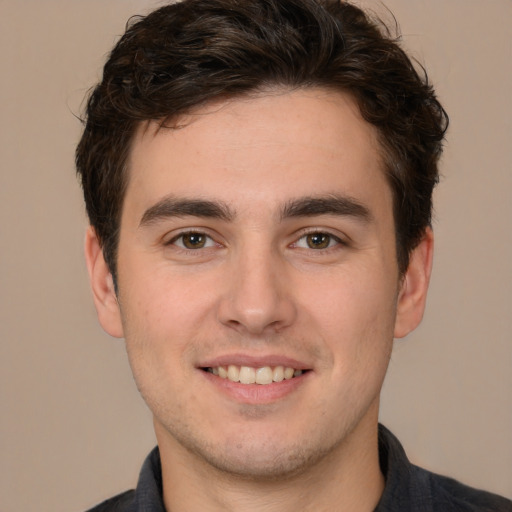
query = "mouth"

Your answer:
(201, 365), (307, 385)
